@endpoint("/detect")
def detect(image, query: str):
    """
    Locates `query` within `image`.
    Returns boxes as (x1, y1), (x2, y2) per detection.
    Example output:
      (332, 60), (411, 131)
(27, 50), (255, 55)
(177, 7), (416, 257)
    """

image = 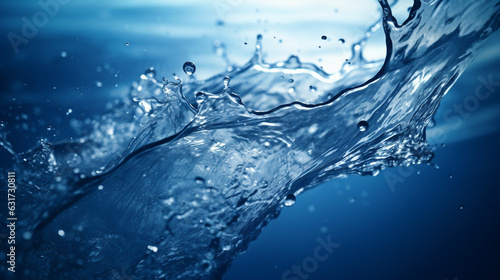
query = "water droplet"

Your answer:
(223, 76), (231, 88)
(321, 35), (327, 40)
(284, 194), (296, 207)
(183, 61), (196, 75)
(320, 226), (328, 233)
(125, 42), (130, 46)
(289, 79), (294, 83)
(308, 205), (316, 212)
(196, 92), (207, 105)
(147, 245), (158, 253)
(338, 38), (345, 44)
(23, 231), (32, 240)
(60, 51), (67, 58)
(348, 196), (356, 203)
(357, 120), (369, 132)
(66, 108), (72, 116)
(428, 118), (436, 127)
(145, 67), (156, 78)
(58, 230), (65, 237)
(449, 175), (453, 179)
(459, 204), (464, 210)
(98, 185), (104, 190)
(309, 85), (317, 92)
(195, 177), (205, 184)
(285, 55), (301, 67)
